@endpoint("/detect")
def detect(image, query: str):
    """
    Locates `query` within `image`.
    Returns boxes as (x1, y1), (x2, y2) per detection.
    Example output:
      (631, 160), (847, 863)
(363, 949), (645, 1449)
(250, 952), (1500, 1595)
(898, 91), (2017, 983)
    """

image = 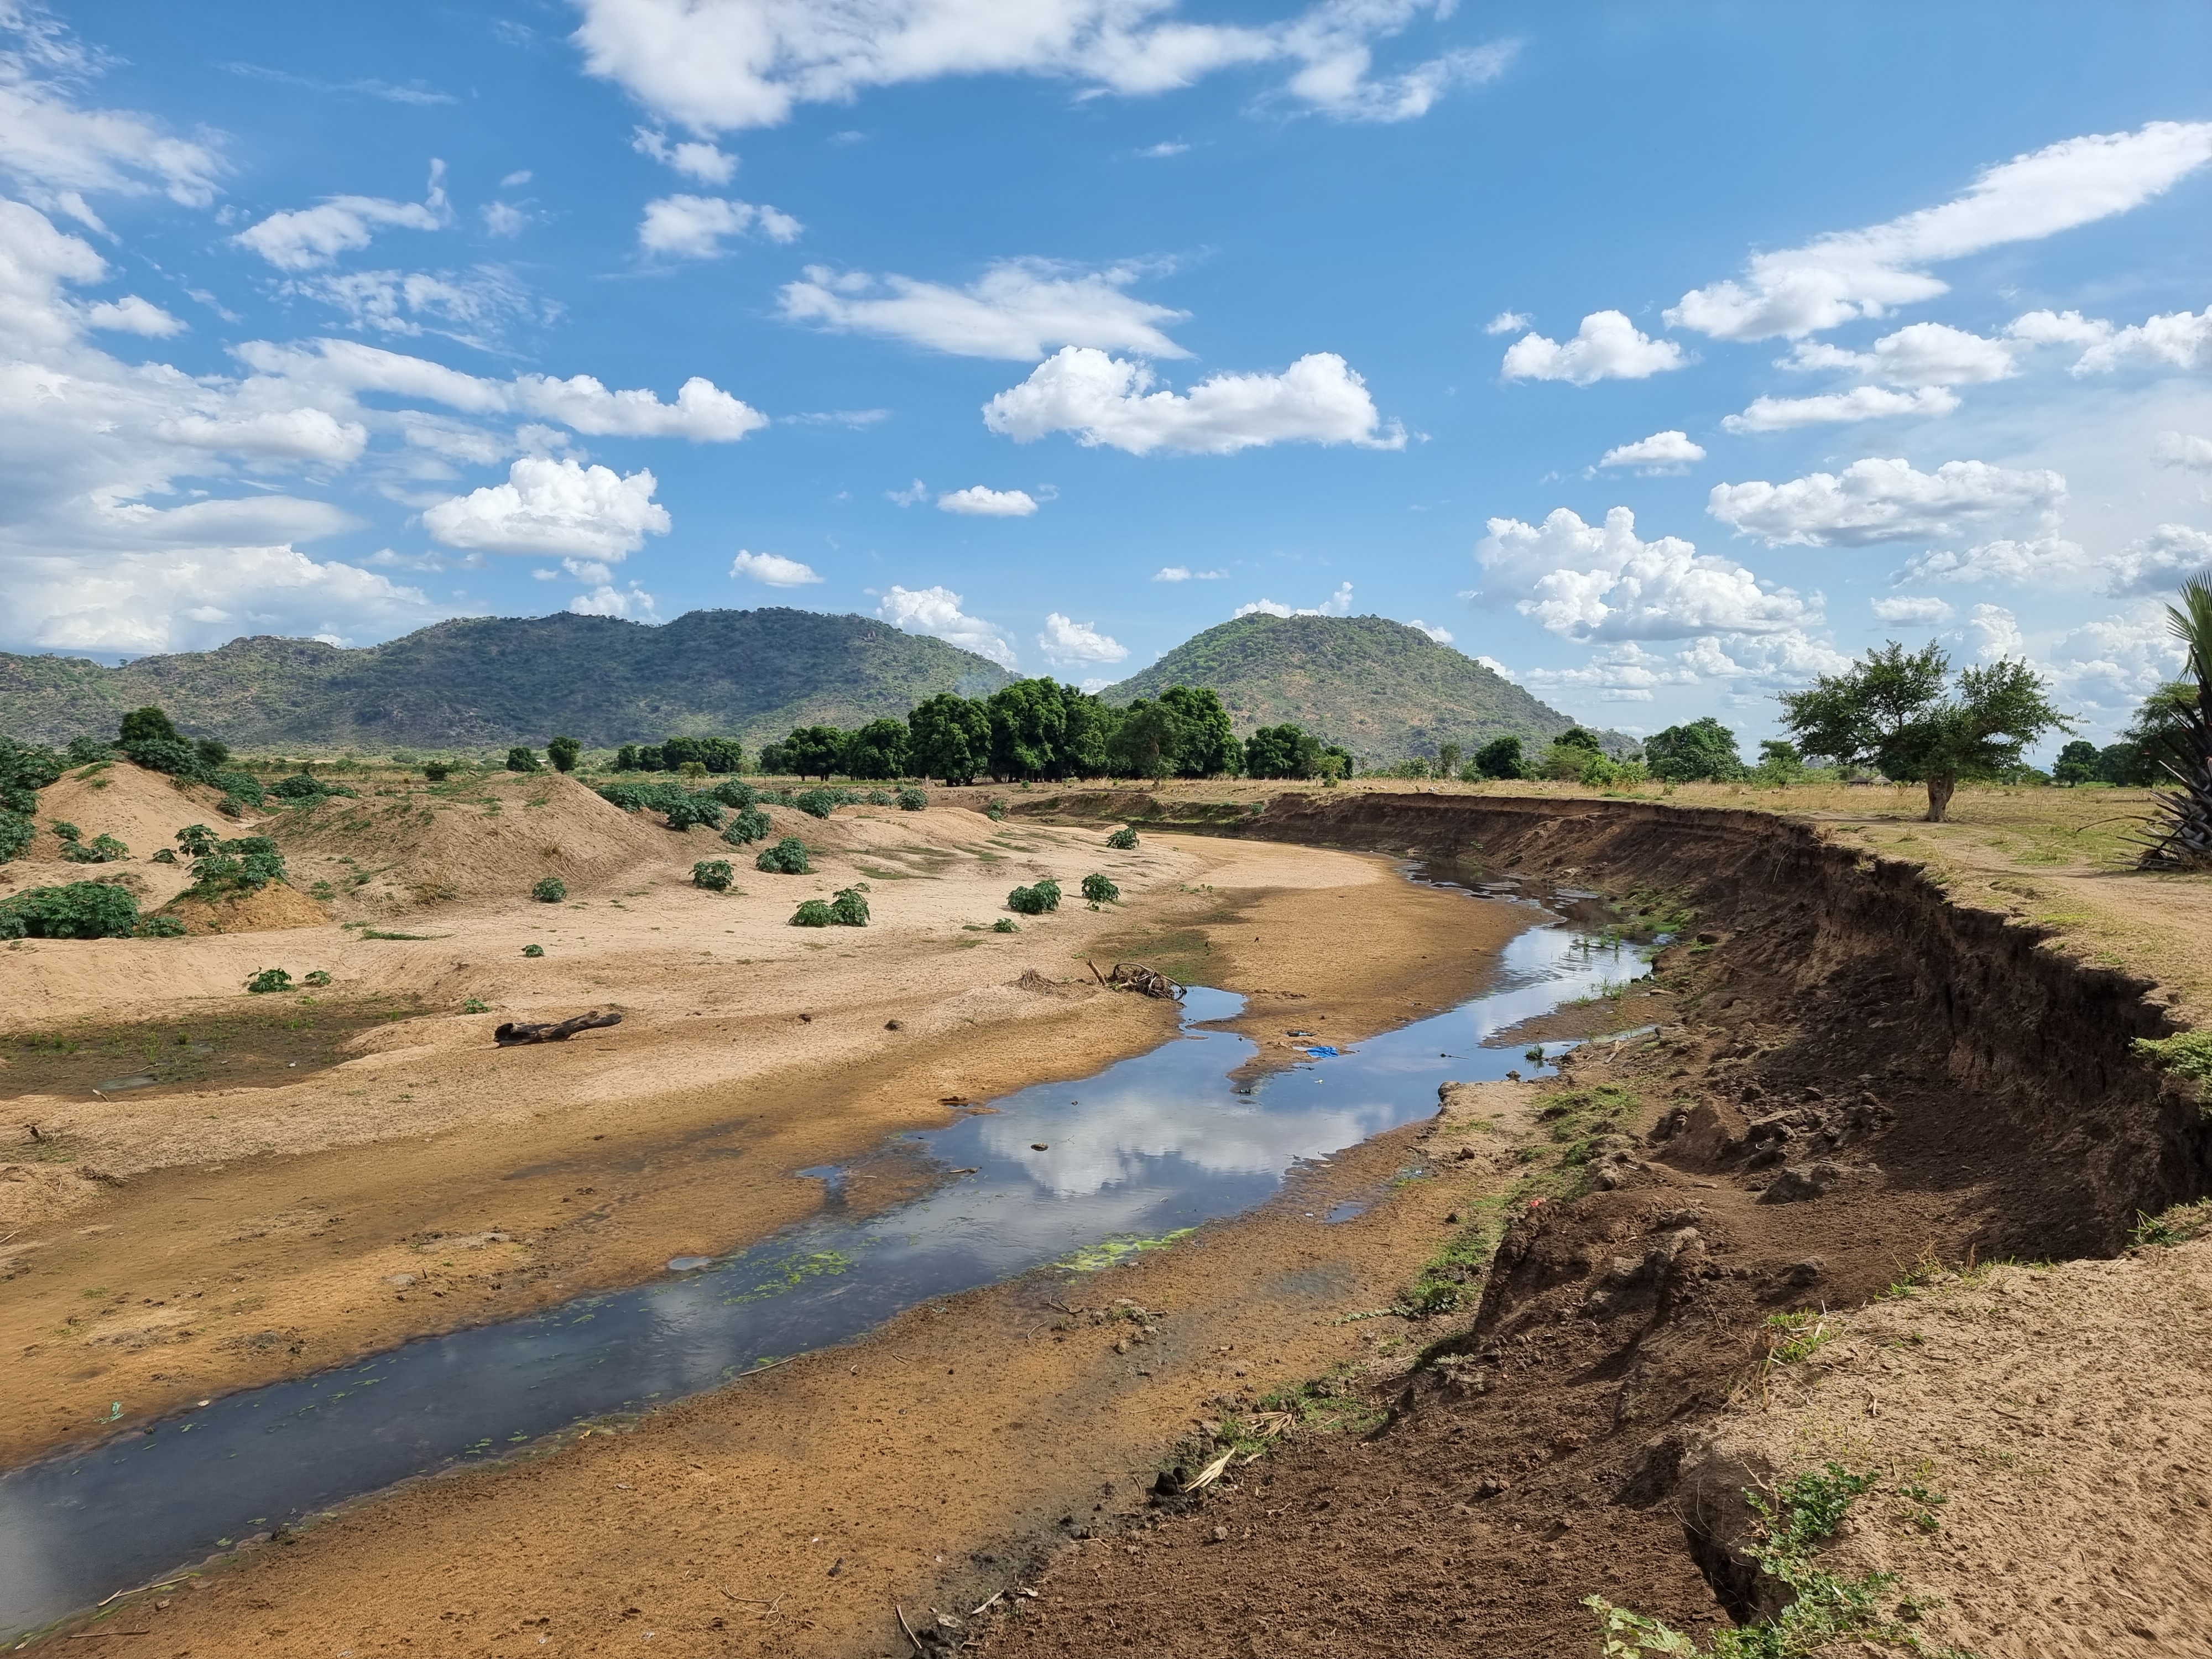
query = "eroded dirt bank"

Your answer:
(964, 789), (2206, 1658)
